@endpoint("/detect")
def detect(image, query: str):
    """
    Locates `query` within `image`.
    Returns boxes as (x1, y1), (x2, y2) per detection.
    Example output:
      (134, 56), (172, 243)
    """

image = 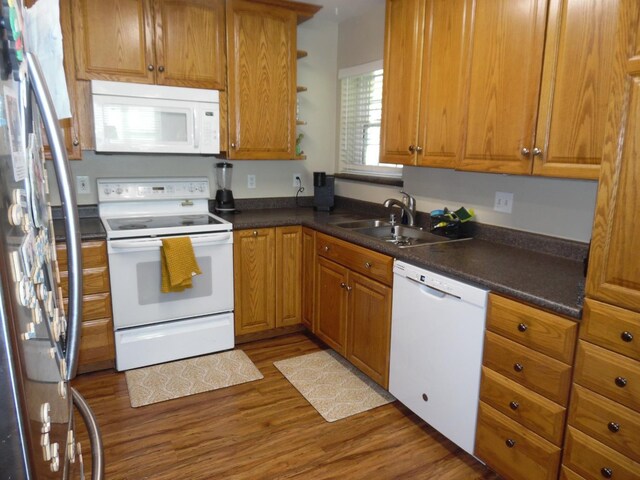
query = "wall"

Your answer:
(45, 17), (339, 205)
(333, 4), (599, 243)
